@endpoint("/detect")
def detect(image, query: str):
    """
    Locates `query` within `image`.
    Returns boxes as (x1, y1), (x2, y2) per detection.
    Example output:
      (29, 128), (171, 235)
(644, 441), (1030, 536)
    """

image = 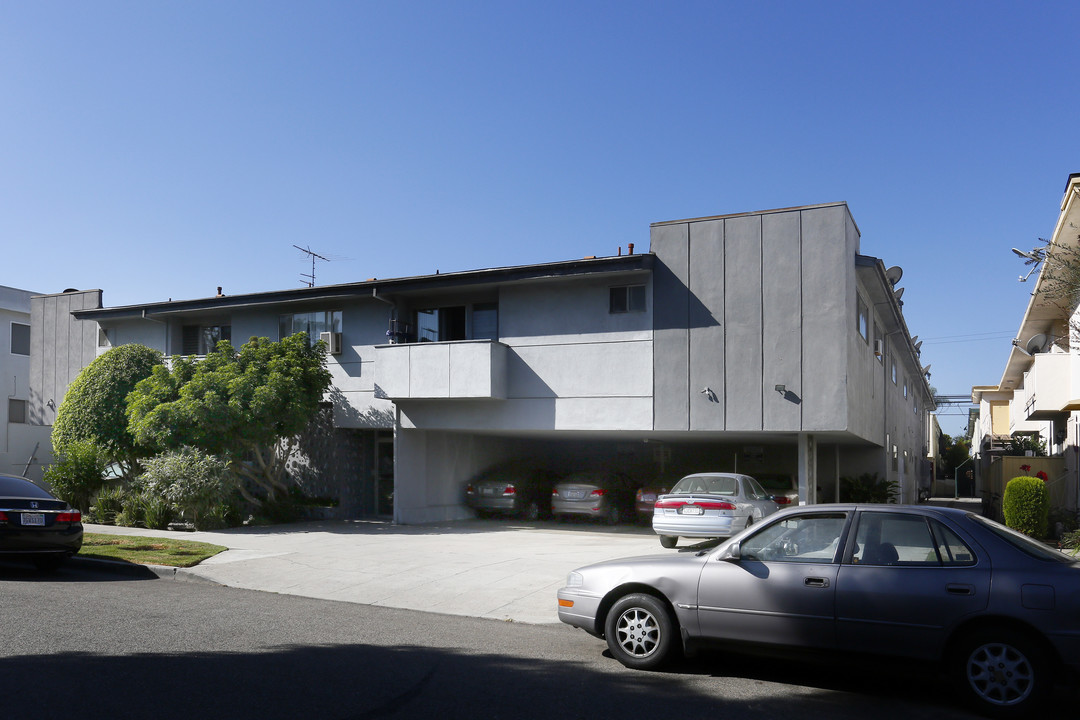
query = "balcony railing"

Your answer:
(374, 340), (508, 400)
